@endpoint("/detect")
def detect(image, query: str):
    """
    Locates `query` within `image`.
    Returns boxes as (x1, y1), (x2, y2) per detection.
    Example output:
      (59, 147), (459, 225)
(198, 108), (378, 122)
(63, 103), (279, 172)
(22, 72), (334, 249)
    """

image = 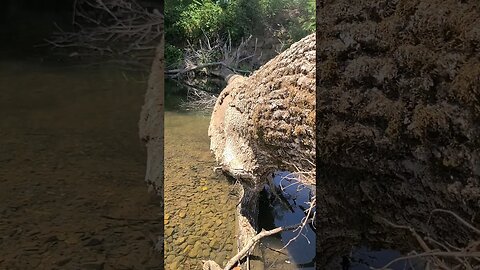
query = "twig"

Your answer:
(430, 209), (480, 235)
(371, 252), (480, 270)
(377, 213), (480, 270)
